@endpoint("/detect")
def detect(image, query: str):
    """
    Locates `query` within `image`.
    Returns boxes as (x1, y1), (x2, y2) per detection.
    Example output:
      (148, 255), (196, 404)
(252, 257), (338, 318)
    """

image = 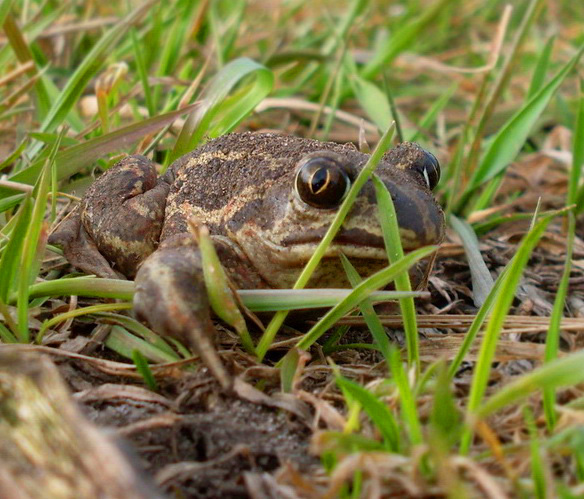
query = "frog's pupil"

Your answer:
(310, 168), (329, 194)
